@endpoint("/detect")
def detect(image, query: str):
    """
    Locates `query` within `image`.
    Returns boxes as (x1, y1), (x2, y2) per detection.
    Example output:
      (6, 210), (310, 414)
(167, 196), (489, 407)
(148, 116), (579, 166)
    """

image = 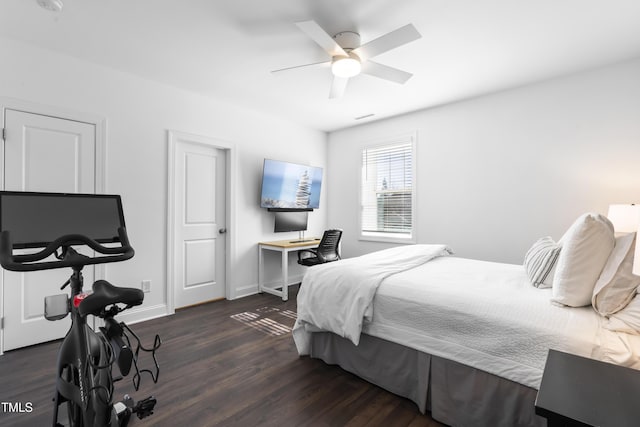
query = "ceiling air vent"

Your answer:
(355, 114), (375, 121)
